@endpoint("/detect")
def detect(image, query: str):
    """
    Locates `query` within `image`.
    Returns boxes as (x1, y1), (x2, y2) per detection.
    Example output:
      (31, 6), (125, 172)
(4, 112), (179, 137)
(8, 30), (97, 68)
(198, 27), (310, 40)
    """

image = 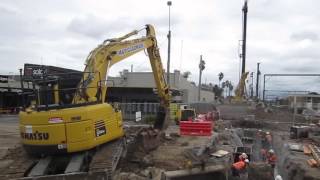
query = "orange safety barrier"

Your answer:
(179, 120), (212, 136)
